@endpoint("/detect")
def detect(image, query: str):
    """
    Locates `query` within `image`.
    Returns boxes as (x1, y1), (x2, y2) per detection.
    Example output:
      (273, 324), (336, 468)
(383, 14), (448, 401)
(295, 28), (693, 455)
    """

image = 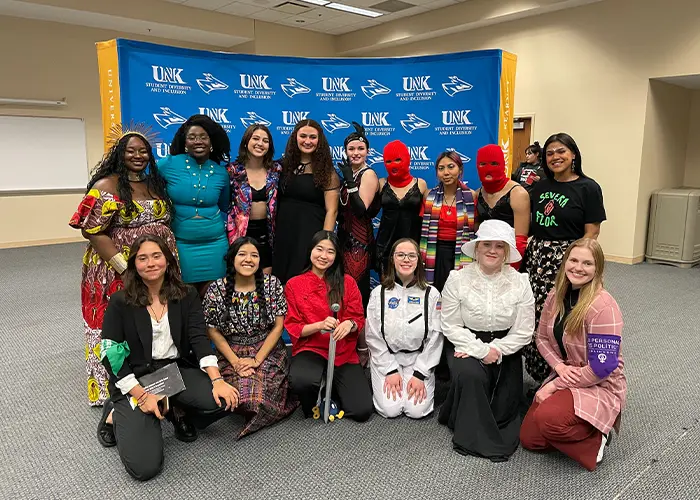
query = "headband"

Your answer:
(106, 121), (159, 149)
(343, 121), (369, 149)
